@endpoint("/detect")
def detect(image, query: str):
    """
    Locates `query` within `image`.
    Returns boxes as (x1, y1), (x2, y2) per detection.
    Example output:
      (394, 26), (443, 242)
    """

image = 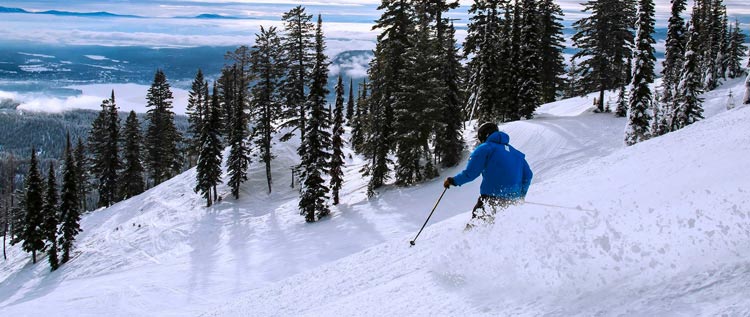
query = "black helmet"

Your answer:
(477, 122), (499, 143)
